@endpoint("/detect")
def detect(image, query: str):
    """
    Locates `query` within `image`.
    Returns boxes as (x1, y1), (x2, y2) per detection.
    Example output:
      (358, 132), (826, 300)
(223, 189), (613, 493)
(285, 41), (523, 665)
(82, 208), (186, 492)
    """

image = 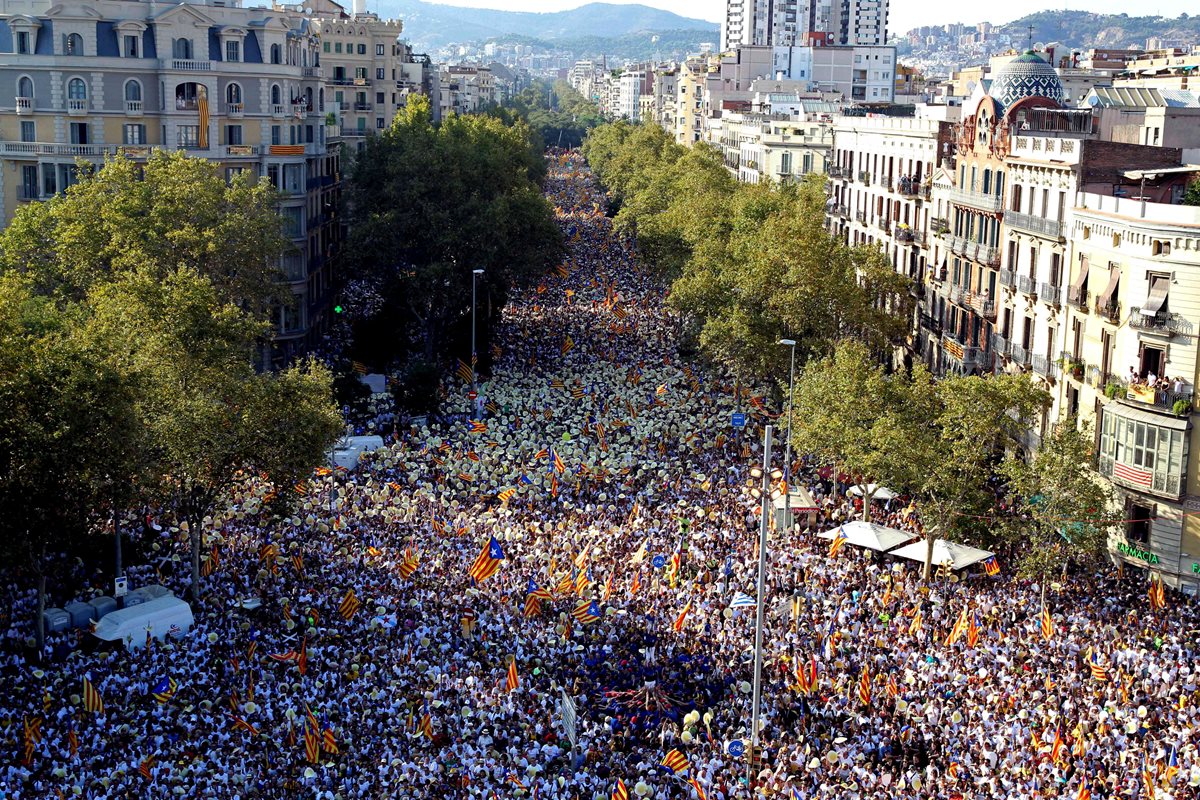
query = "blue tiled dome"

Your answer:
(990, 50), (1064, 111)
